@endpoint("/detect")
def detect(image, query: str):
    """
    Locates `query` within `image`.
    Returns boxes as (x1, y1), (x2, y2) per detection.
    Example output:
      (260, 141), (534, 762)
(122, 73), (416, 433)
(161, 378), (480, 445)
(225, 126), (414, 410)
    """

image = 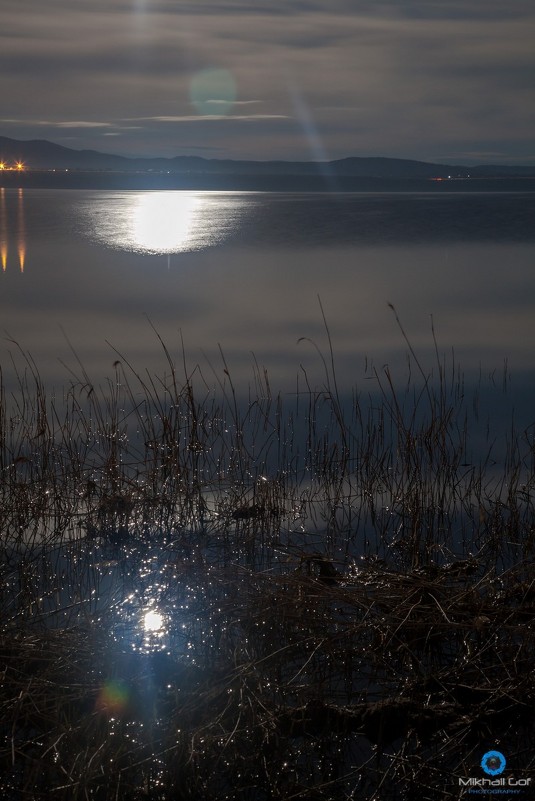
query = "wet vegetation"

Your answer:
(1, 319), (534, 800)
